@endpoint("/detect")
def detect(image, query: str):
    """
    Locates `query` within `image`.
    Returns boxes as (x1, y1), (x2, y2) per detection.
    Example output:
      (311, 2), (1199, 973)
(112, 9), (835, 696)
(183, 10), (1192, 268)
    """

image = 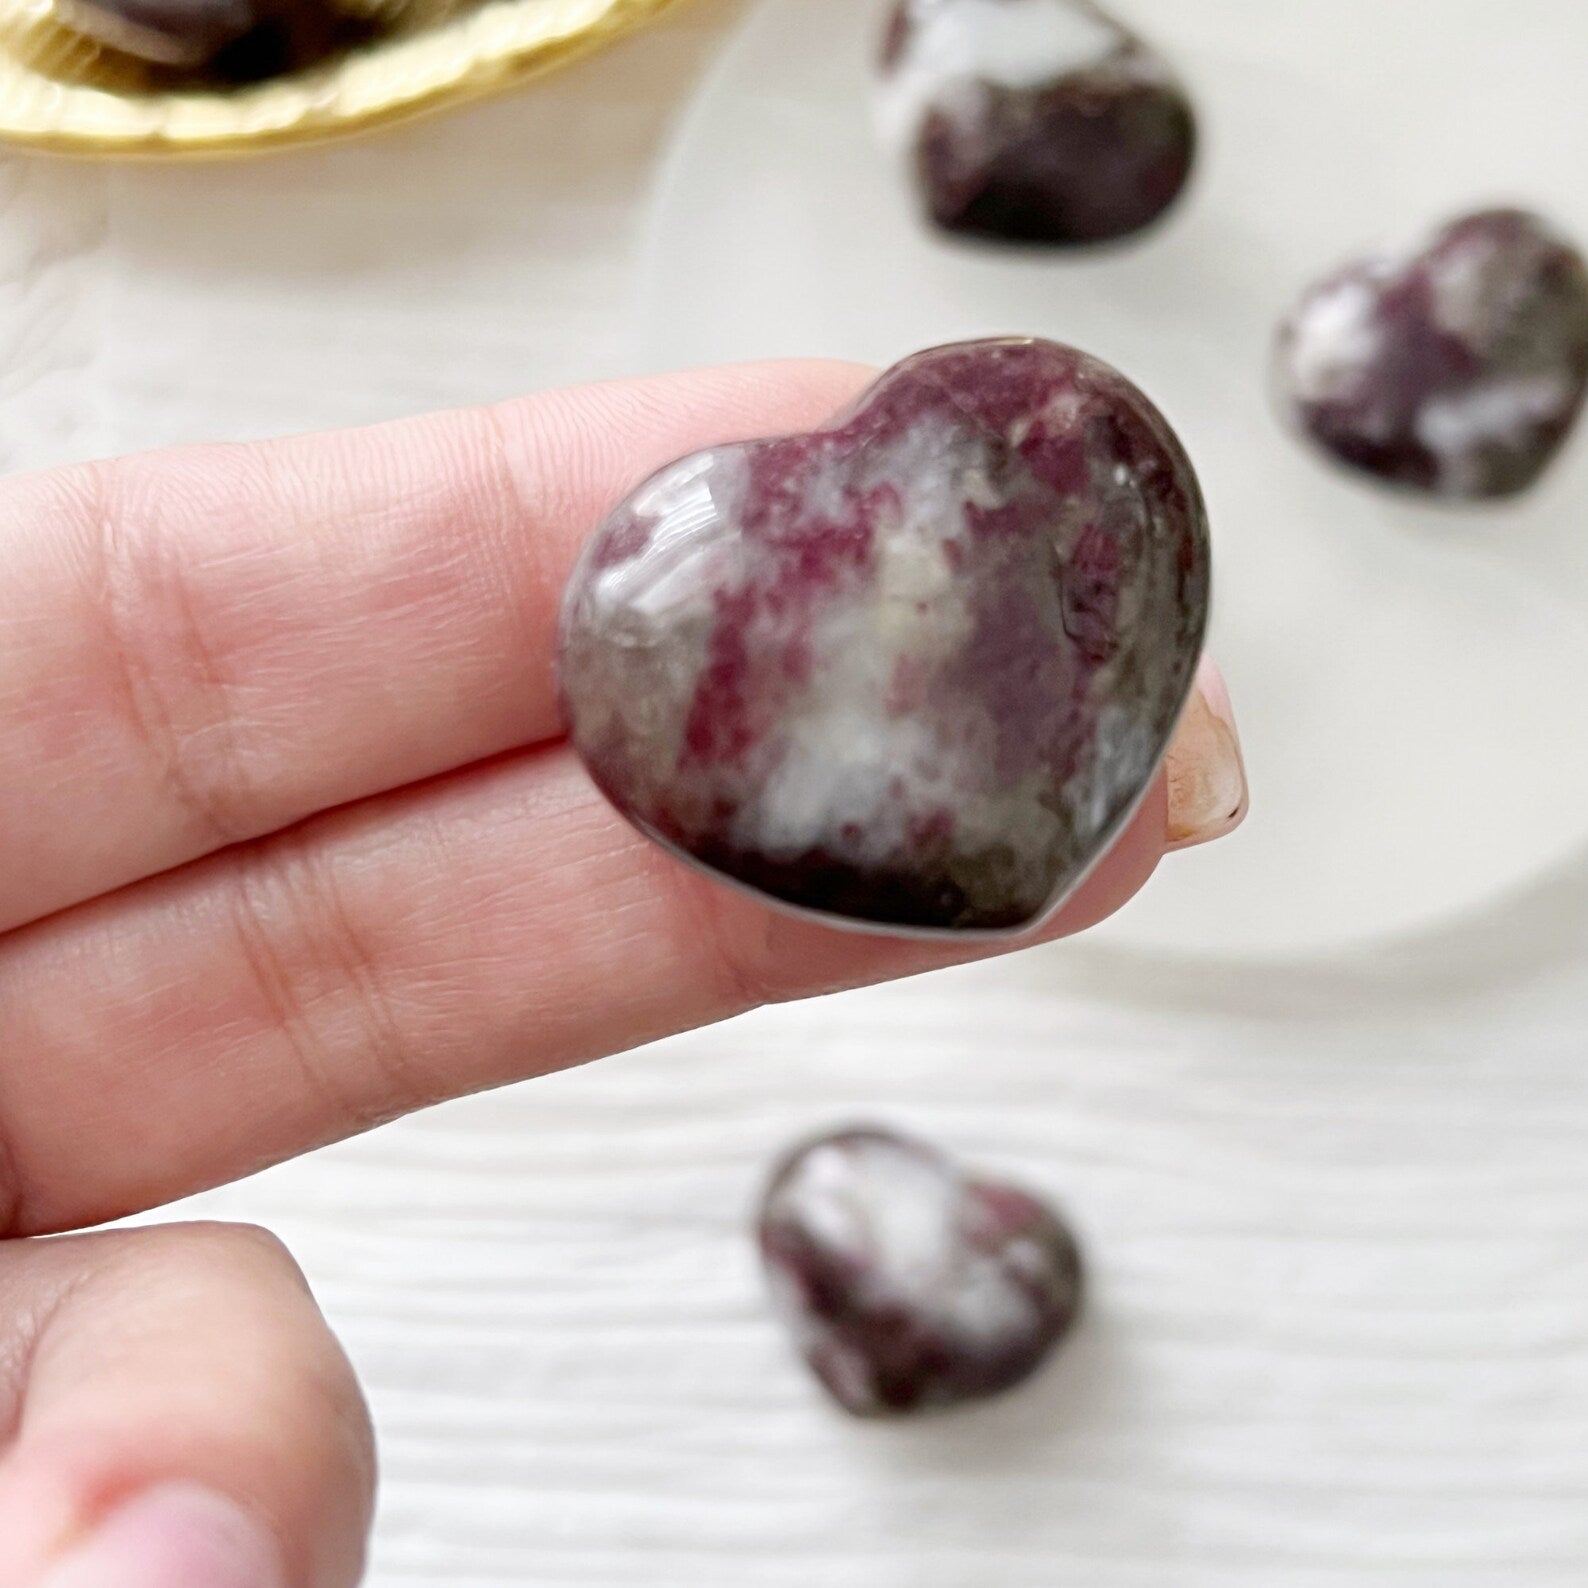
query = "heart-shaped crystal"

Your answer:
(56, 0), (282, 66)
(558, 338), (1209, 936)
(875, 0), (1197, 247)
(757, 1127), (1083, 1417)
(1276, 208), (1588, 500)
